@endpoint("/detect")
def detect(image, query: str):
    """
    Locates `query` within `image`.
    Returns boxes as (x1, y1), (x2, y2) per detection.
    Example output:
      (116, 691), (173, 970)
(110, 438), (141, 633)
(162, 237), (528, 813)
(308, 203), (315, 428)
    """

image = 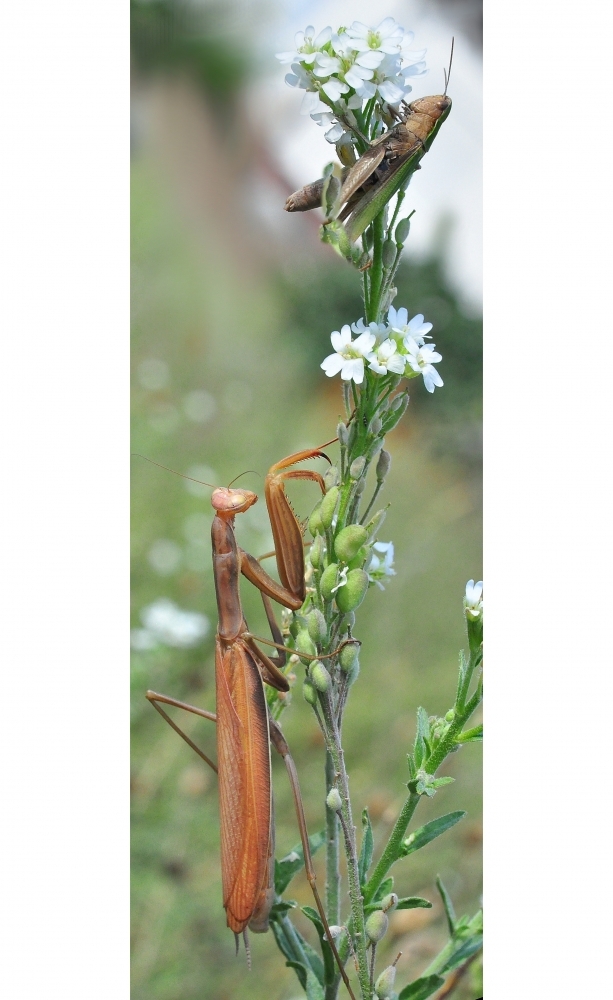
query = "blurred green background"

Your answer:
(131, 2), (482, 997)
